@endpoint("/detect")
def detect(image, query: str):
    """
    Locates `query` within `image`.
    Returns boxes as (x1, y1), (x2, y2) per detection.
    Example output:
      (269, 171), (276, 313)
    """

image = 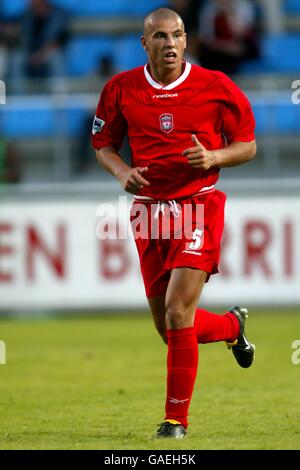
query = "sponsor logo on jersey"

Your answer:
(92, 116), (105, 135)
(152, 93), (178, 99)
(160, 113), (174, 133)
